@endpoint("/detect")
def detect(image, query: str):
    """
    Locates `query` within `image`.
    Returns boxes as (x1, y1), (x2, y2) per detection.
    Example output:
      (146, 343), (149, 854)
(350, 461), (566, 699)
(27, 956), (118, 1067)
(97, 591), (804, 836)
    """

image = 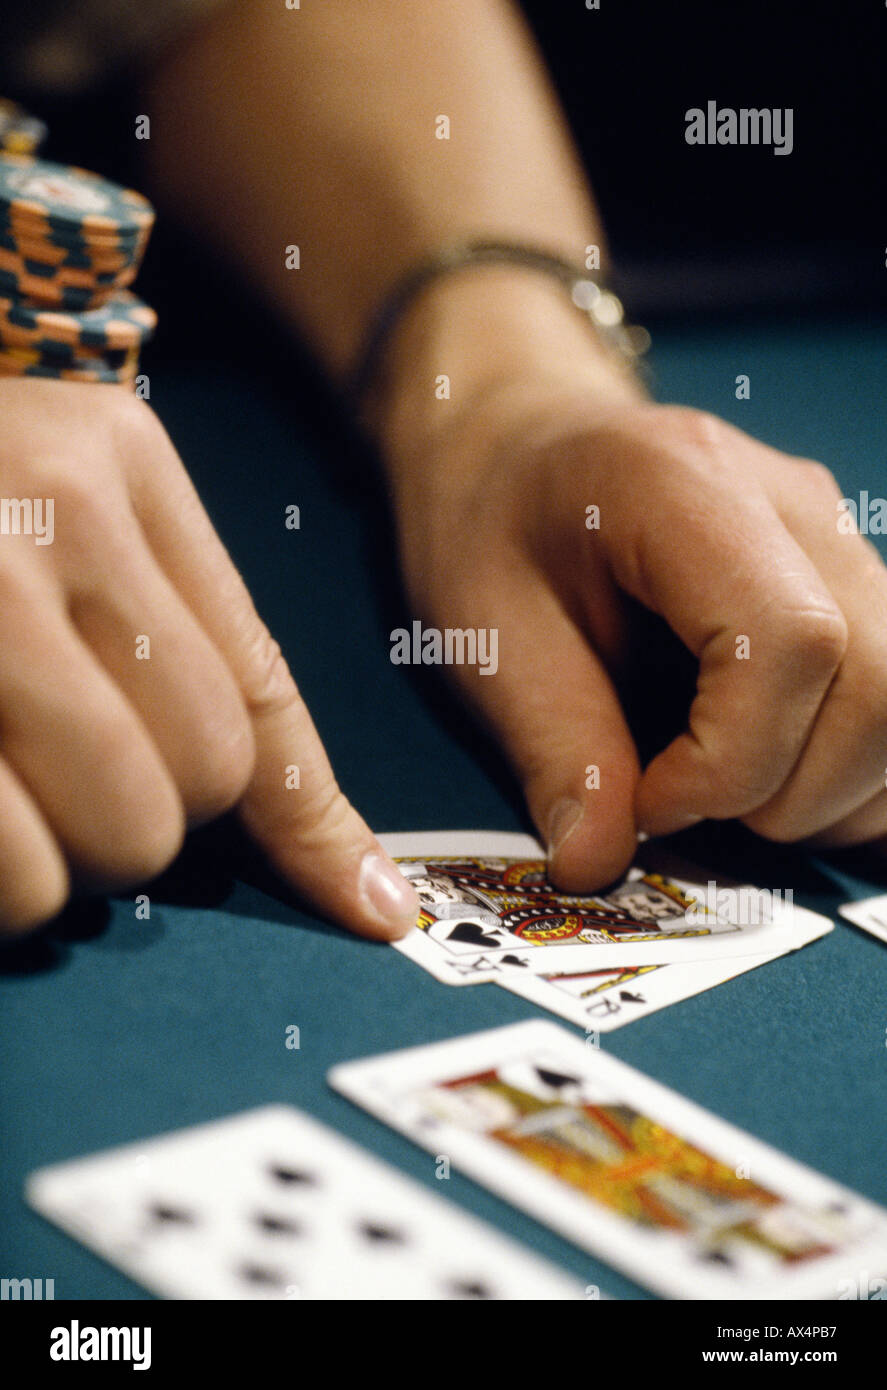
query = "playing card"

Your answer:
(839, 896), (887, 946)
(380, 831), (831, 983)
(330, 1021), (887, 1300)
(496, 906), (832, 1031)
(26, 1105), (588, 1300)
